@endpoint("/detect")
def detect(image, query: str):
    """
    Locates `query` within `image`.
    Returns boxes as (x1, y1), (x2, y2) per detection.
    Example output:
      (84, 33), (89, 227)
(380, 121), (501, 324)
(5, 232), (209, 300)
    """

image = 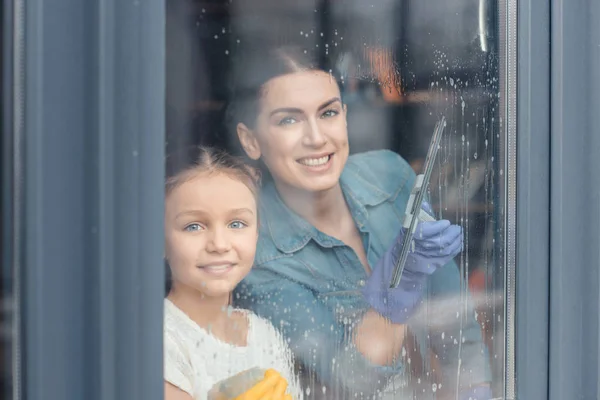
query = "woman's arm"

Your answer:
(236, 269), (409, 397)
(384, 149), (492, 393)
(353, 309), (407, 366)
(165, 382), (194, 400)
